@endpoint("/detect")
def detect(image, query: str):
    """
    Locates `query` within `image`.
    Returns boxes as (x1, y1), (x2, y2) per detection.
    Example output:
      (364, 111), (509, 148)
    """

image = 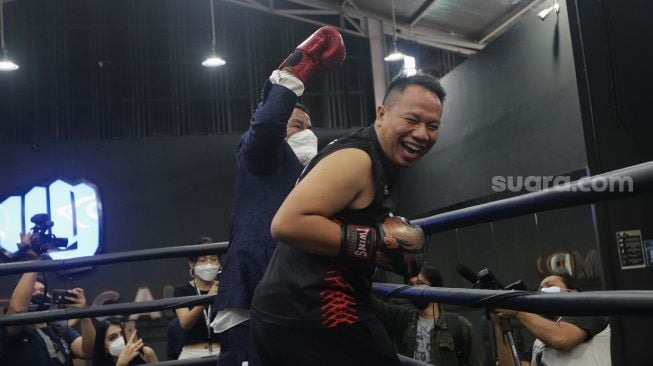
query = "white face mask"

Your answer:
(287, 129), (318, 165)
(194, 263), (221, 281)
(108, 336), (125, 356)
(540, 286), (562, 293)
